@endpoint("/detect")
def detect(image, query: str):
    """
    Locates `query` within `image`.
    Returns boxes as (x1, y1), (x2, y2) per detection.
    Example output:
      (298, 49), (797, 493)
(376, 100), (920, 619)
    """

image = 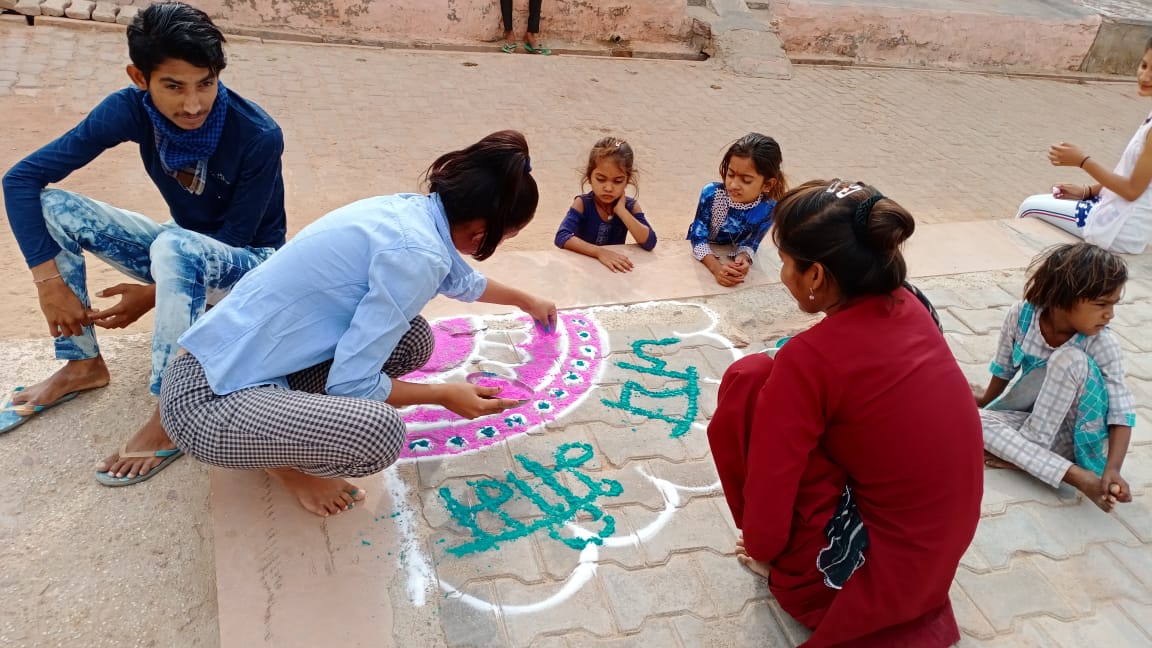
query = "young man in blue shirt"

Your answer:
(1, 2), (286, 485)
